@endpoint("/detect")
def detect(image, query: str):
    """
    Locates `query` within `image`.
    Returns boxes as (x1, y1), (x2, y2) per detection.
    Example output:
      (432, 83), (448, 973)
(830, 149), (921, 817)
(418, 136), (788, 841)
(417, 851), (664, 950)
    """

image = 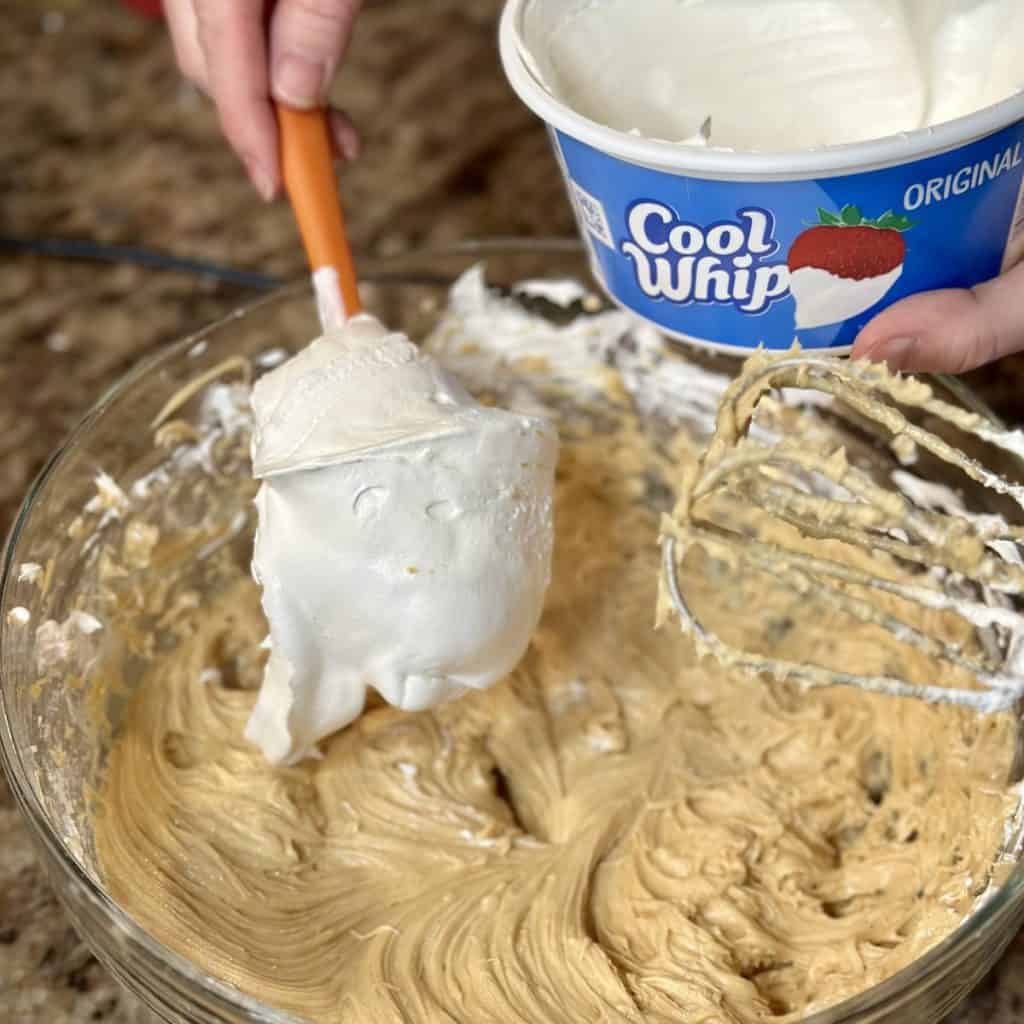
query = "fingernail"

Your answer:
(247, 162), (276, 202)
(273, 52), (329, 108)
(864, 336), (917, 367)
